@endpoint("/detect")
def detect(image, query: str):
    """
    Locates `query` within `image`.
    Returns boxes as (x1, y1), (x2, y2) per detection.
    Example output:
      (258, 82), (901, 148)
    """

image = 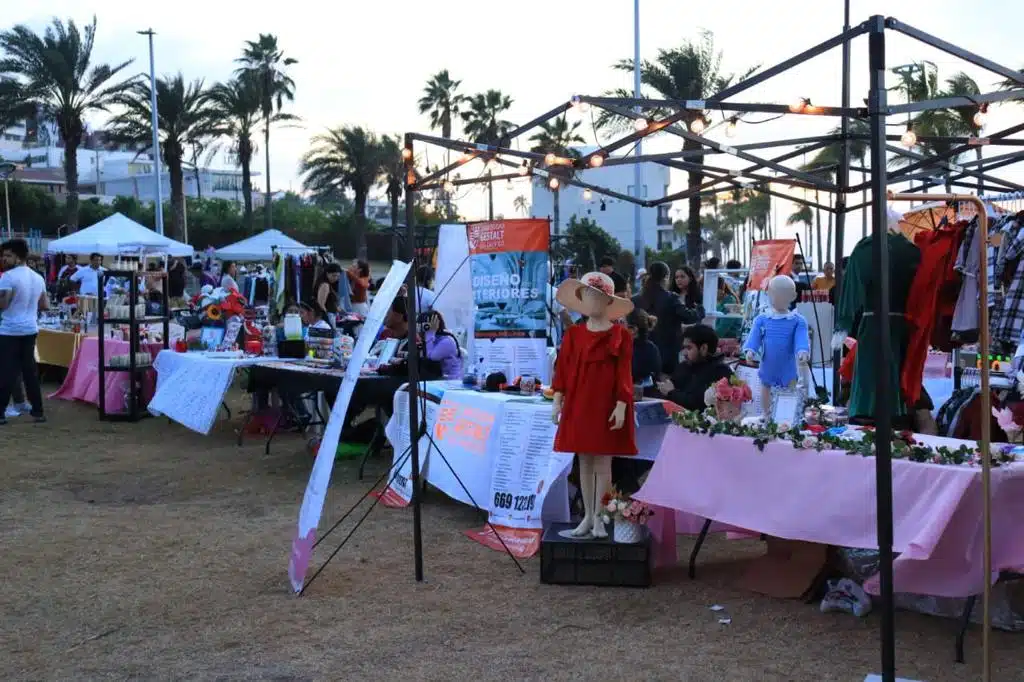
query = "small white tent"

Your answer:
(214, 229), (313, 262)
(46, 213), (193, 257)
